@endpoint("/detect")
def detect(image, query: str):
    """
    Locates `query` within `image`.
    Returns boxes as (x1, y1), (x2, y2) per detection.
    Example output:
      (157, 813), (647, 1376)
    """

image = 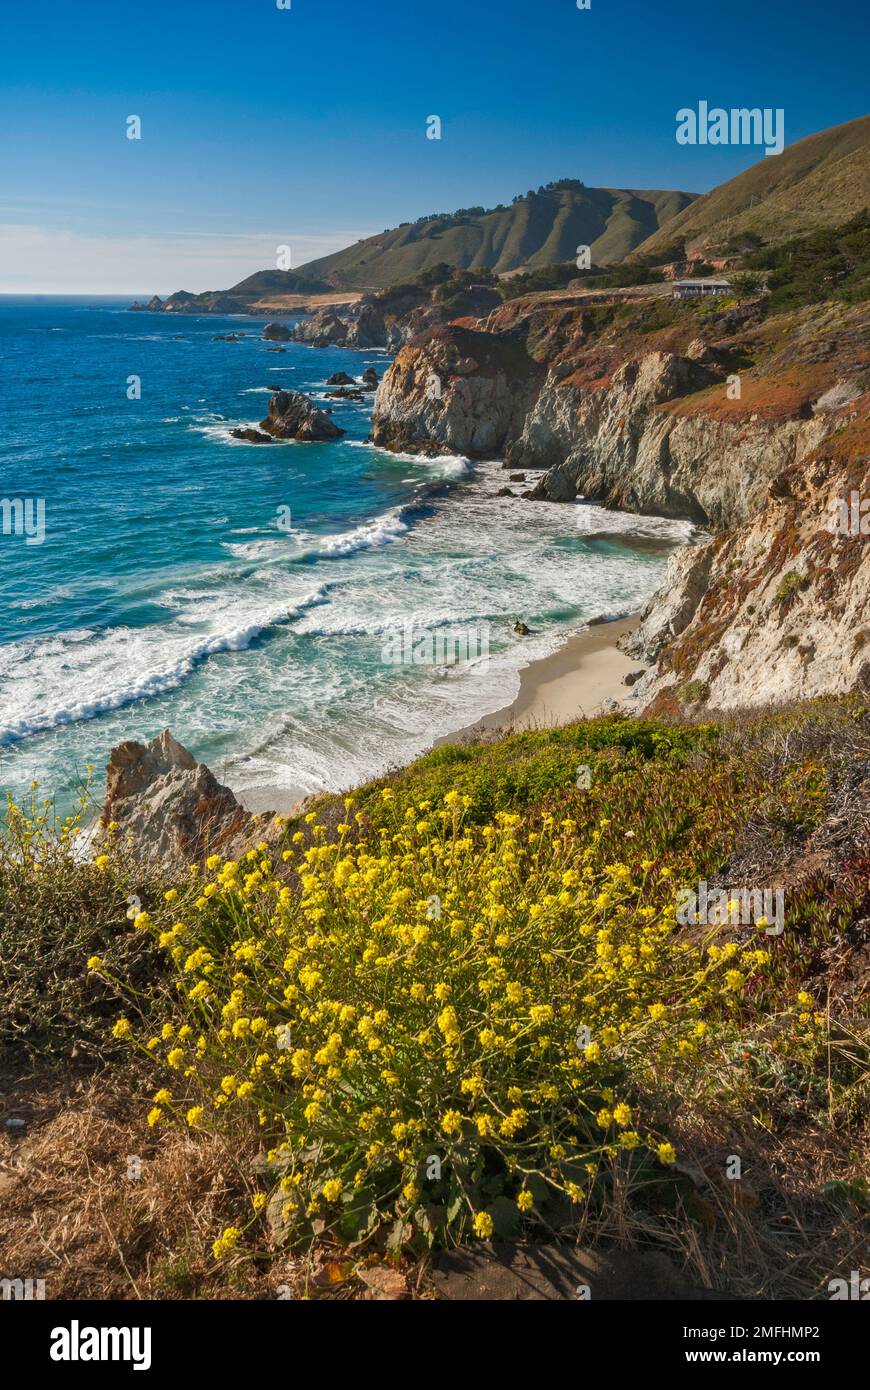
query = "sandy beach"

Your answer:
(237, 615), (644, 811)
(439, 614), (644, 745)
